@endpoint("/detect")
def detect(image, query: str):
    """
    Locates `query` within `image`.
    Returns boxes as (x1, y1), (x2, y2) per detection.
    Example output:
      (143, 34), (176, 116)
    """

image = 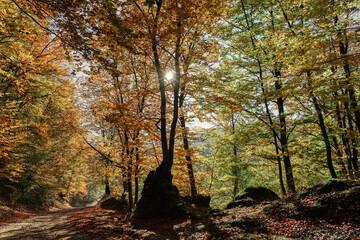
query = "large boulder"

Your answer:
(182, 195), (211, 208)
(226, 198), (260, 209)
(134, 168), (185, 219)
(226, 187), (280, 209)
(236, 187), (280, 202)
(100, 196), (128, 212)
